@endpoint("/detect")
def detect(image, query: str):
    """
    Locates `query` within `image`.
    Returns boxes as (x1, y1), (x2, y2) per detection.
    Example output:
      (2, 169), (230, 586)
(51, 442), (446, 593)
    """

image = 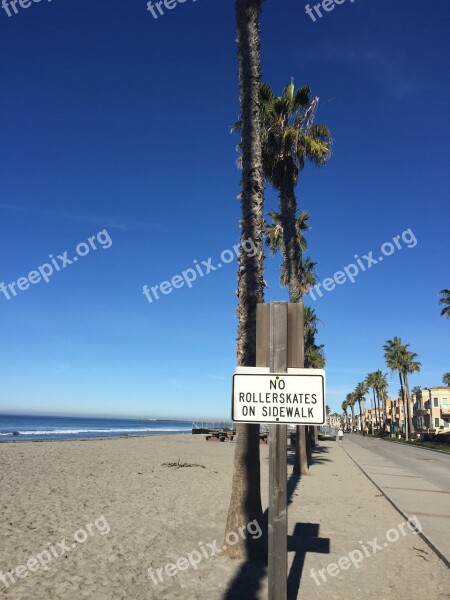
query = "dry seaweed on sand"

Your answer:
(162, 458), (206, 469)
